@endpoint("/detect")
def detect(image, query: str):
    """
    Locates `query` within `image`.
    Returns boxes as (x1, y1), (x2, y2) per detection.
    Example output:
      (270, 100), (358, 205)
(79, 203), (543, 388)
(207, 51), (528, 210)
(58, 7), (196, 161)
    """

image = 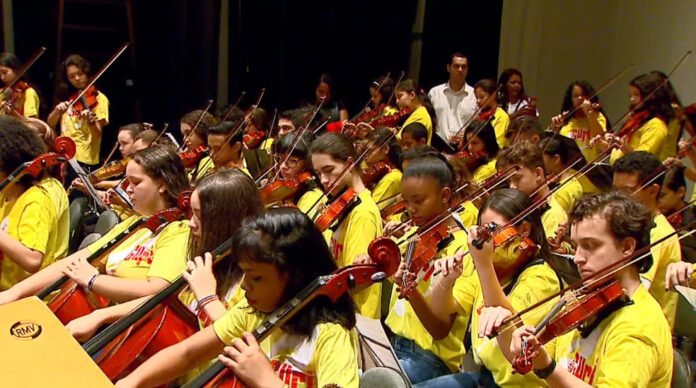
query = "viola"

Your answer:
(616, 110), (651, 139)
(361, 161), (392, 188)
(511, 281), (625, 374)
(183, 254), (398, 388)
(180, 145), (209, 169)
(368, 107), (411, 128)
(0, 136), (76, 192)
(89, 158), (129, 183)
(314, 188), (360, 232)
(259, 171), (314, 205)
(41, 207), (186, 325)
(70, 85), (100, 114)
